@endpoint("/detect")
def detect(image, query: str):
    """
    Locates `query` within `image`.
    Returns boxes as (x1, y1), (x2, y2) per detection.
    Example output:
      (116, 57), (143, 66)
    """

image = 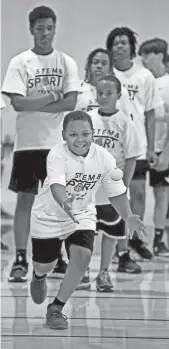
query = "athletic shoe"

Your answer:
(76, 268), (91, 290)
(117, 251), (142, 273)
(30, 271), (47, 304)
(96, 269), (114, 292)
(48, 259), (68, 279)
(46, 304), (68, 330)
(8, 261), (28, 282)
(129, 237), (153, 259)
(153, 241), (169, 256)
